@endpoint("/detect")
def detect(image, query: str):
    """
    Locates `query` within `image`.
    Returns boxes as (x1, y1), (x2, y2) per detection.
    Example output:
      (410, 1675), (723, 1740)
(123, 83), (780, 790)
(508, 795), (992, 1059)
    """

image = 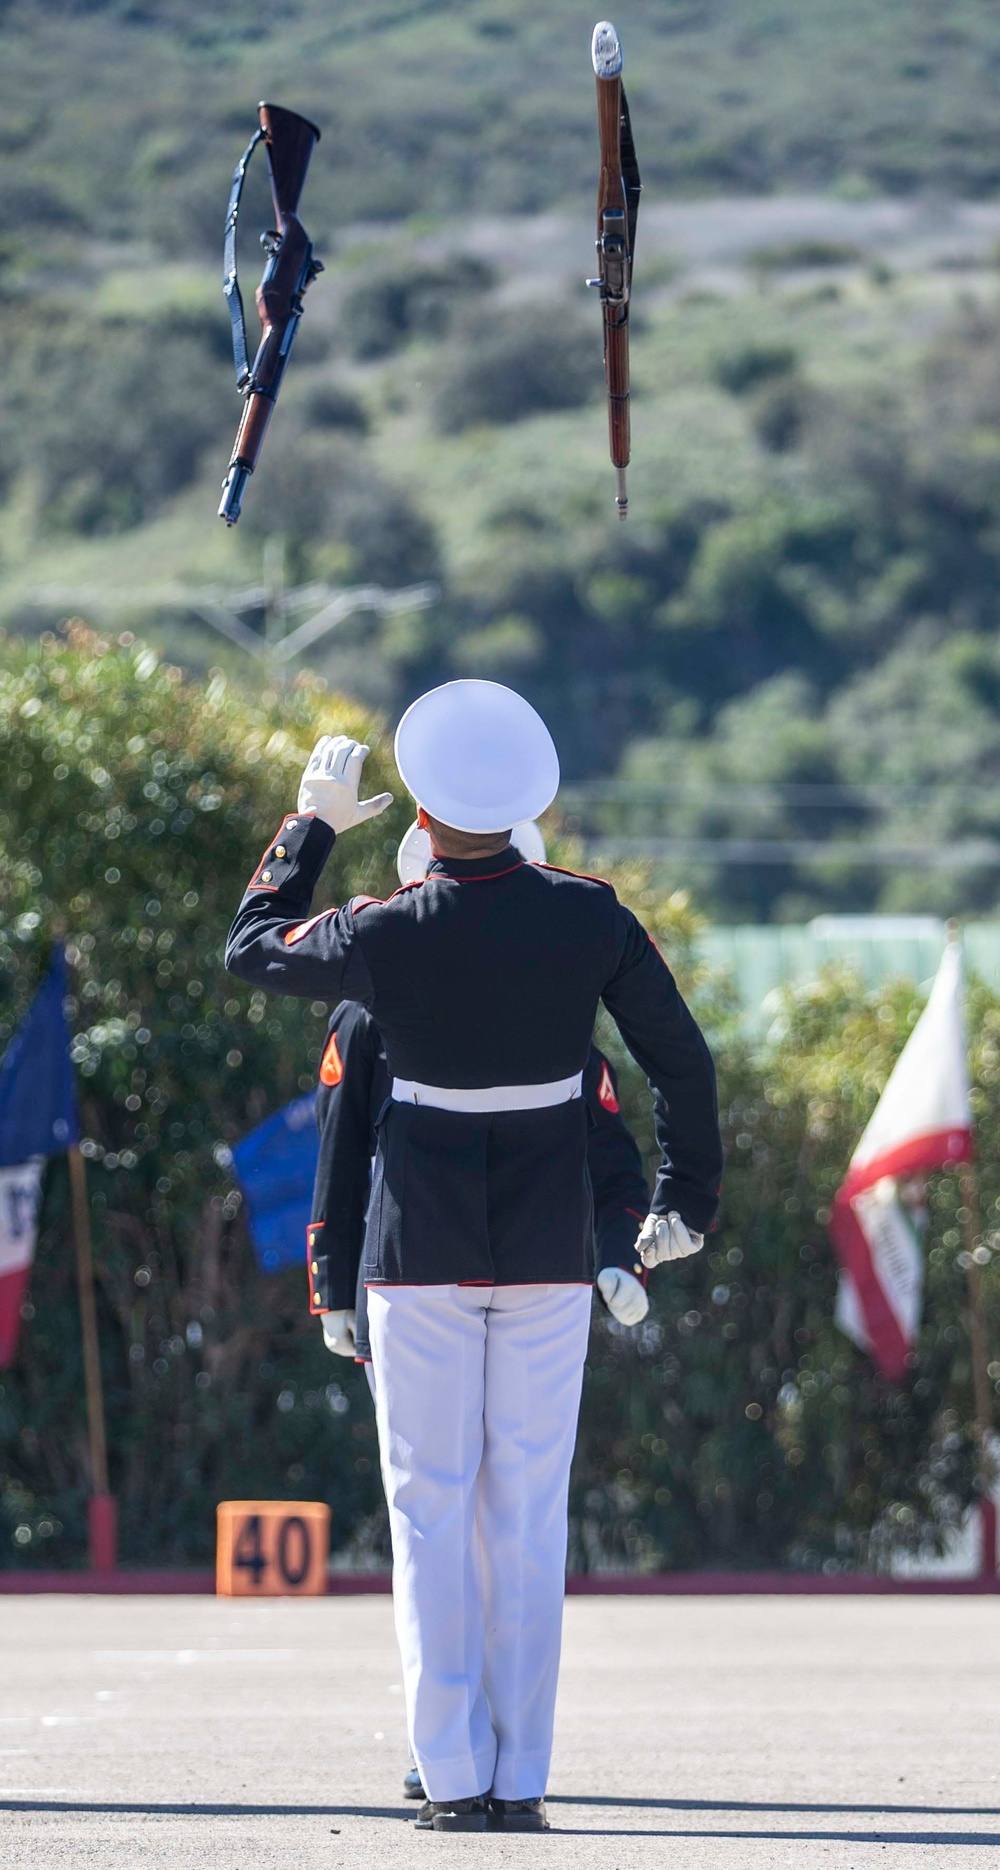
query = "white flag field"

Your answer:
(0, 1160), (44, 1367)
(829, 939), (972, 1381)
